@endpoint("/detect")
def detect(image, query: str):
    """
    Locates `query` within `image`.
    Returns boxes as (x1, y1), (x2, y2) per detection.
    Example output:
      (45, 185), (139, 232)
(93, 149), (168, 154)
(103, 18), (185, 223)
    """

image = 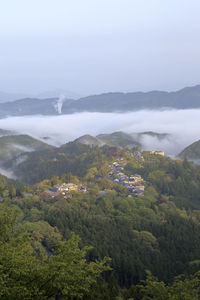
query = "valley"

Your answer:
(0, 117), (200, 299)
(1, 132), (200, 298)
(2, 1), (200, 297)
